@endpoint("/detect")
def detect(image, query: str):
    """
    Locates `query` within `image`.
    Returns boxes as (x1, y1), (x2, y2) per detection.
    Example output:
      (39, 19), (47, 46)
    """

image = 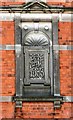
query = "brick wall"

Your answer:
(0, 1), (73, 119)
